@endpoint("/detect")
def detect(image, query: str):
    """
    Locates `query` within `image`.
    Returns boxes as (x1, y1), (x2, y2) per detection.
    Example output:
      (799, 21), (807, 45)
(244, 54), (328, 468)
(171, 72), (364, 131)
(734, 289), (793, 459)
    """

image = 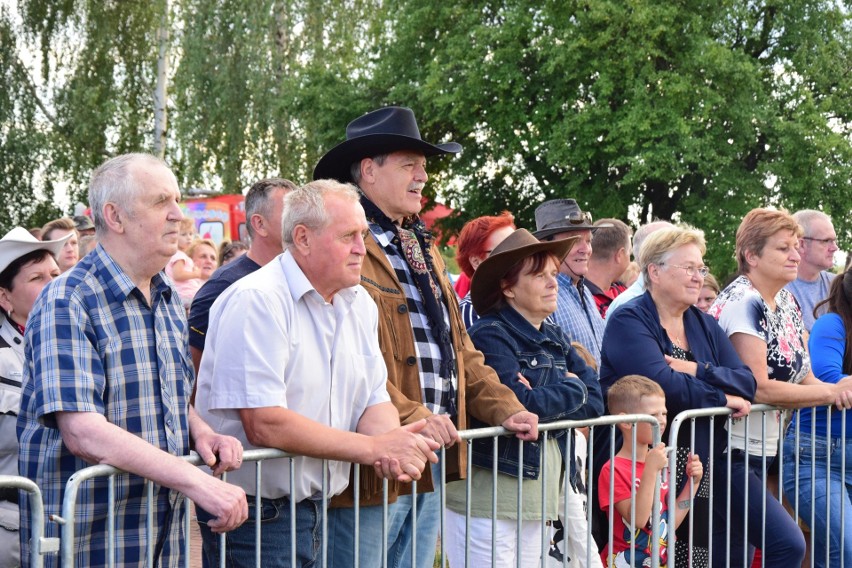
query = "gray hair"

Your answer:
(640, 226), (706, 287)
(282, 179), (361, 246)
(632, 220), (674, 261)
(792, 209), (833, 236)
(88, 153), (170, 237)
(349, 154), (389, 184)
(244, 178), (297, 240)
